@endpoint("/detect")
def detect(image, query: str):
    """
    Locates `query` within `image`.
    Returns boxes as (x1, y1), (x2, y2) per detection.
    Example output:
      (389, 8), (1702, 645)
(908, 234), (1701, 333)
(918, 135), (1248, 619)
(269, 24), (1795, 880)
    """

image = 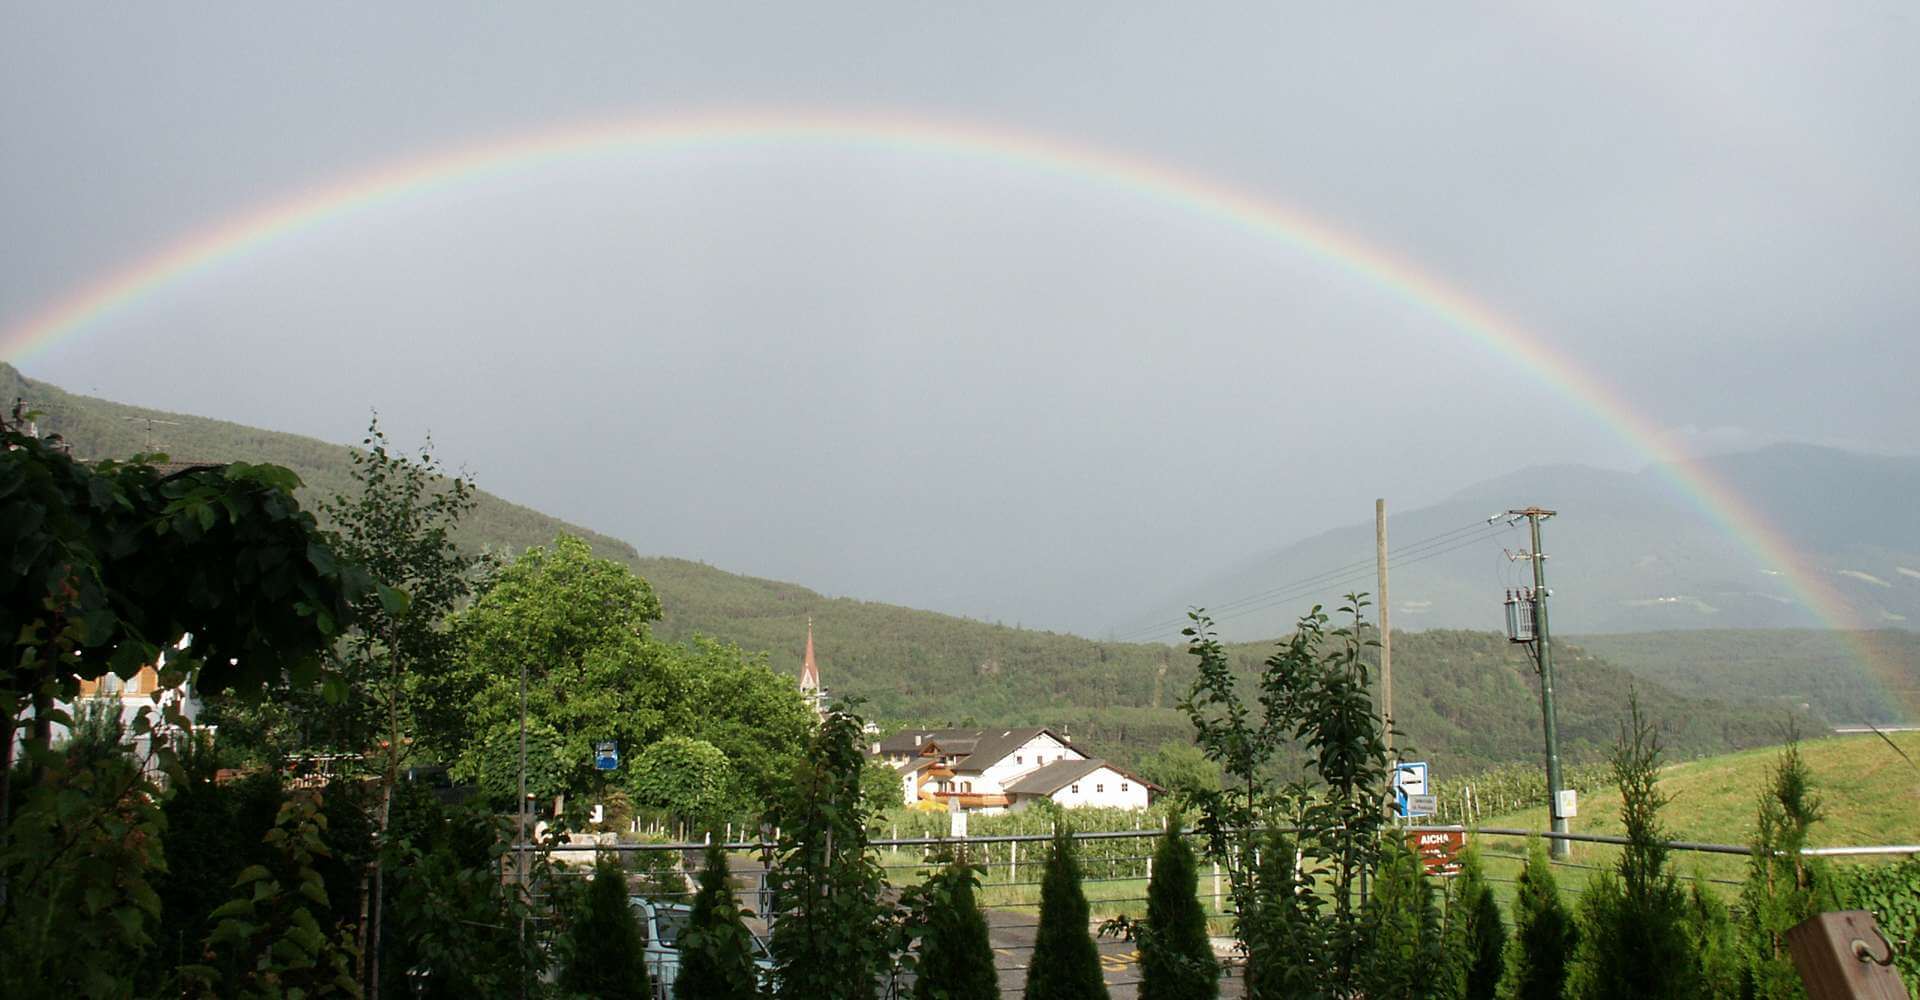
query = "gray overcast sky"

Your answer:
(3, 2), (1916, 633)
